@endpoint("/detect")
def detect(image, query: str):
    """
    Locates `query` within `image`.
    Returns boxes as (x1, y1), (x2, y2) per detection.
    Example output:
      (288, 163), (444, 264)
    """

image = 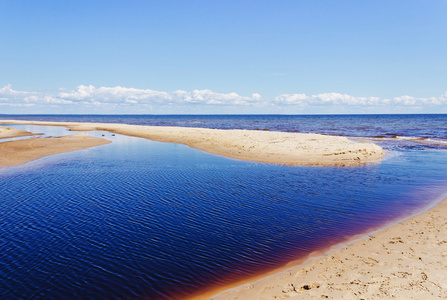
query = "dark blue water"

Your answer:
(1, 115), (447, 299)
